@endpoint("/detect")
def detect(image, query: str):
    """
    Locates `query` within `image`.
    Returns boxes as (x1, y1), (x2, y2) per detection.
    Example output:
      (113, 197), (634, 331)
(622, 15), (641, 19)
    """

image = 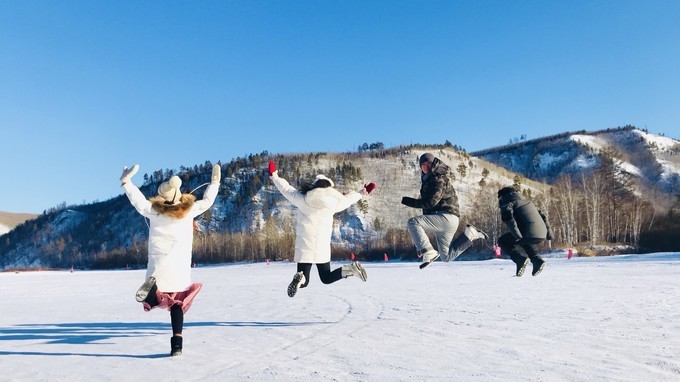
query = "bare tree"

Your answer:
(580, 172), (606, 245)
(552, 175), (579, 245)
